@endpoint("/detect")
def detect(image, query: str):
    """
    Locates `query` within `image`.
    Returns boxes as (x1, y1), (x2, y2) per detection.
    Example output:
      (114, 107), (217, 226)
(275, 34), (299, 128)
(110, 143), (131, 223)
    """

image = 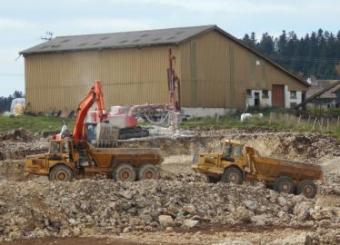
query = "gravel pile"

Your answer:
(1, 128), (340, 163)
(0, 128), (33, 141)
(273, 134), (340, 162)
(119, 131), (340, 161)
(0, 179), (339, 242)
(0, 128), (51, 160)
